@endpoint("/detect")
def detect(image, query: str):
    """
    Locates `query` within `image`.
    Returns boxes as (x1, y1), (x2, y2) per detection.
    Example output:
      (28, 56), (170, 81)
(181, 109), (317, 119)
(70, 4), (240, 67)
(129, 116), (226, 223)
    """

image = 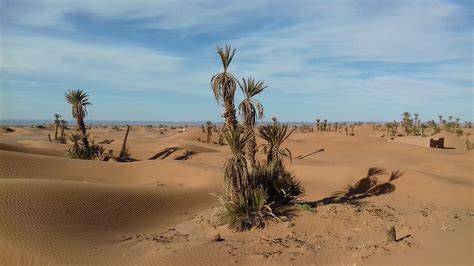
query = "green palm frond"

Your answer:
(217, 45), (235, 72)
(65, 89), (91, 119)
(211, 45), (237, 105)
(68, 132), (83, 145)
(259, 120), (294, 164)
